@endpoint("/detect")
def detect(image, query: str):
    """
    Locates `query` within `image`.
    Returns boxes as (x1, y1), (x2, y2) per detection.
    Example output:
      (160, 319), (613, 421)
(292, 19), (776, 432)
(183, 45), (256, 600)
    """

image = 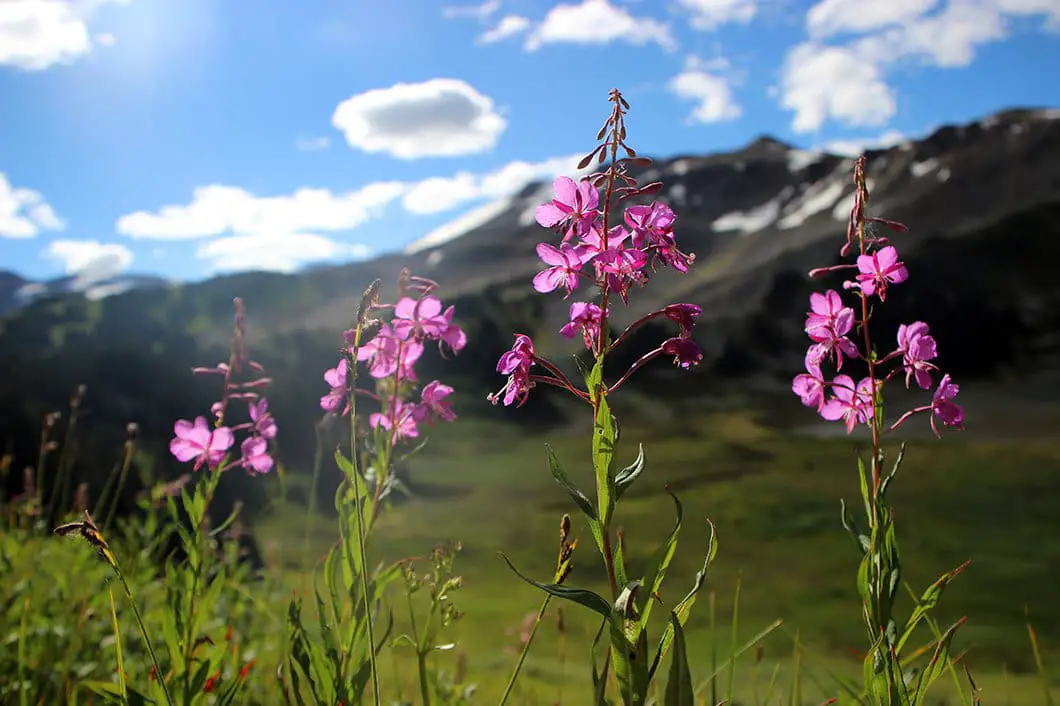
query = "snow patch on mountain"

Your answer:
(910, 159), (939, 178)
(778, 178), (846, 229)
